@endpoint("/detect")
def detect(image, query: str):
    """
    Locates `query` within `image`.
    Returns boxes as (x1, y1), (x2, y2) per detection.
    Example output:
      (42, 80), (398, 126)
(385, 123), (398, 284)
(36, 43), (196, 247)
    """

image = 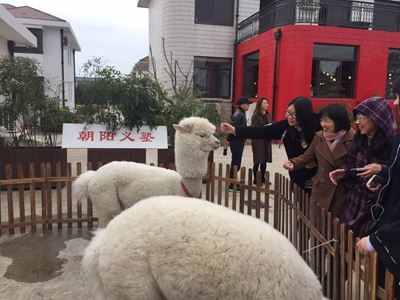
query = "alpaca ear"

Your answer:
(173, 124), (188, 133)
